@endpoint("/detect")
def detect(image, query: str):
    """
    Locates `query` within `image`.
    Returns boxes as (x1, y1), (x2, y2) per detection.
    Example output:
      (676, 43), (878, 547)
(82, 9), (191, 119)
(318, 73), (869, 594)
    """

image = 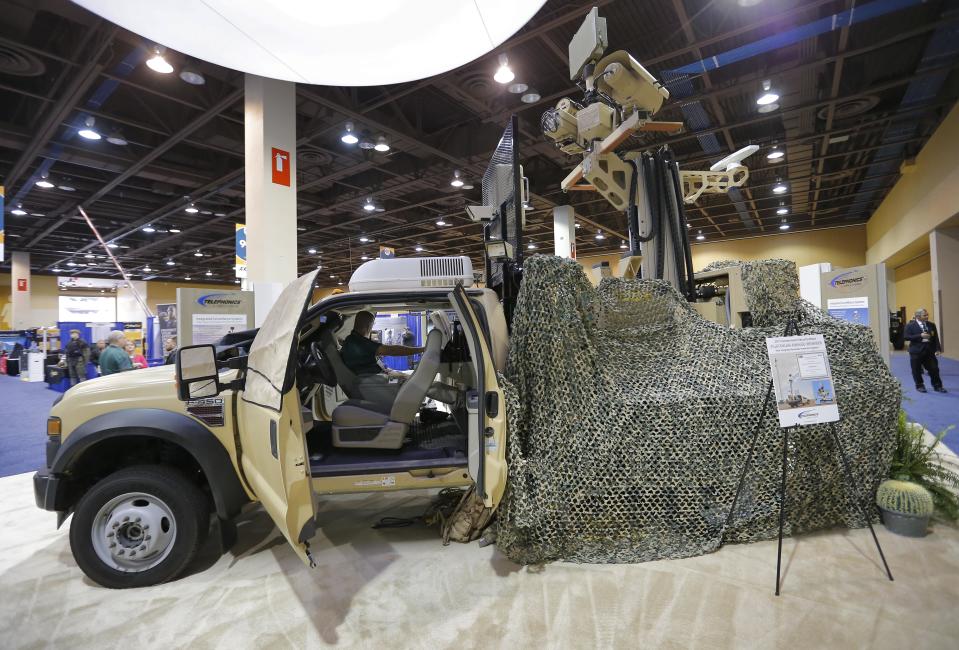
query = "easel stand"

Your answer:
(724, 317), (894, 595)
